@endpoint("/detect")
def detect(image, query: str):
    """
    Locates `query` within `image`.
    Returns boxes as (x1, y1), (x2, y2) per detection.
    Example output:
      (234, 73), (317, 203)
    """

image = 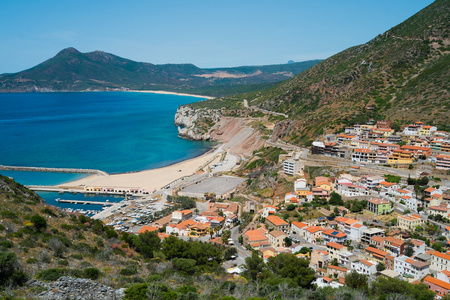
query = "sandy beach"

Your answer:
(60, 146), (222, 192)
(128, 90), (215, 100)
